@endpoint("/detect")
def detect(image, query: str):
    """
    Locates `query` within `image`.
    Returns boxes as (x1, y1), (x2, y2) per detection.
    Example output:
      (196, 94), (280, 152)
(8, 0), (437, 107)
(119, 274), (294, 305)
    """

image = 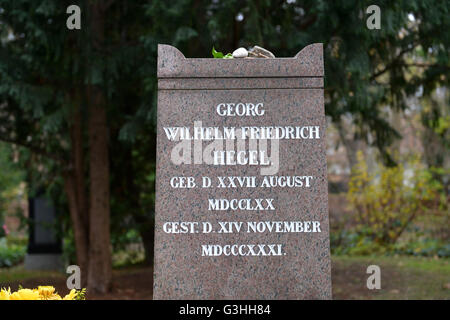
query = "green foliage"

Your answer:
(112, 247), (145, 268)
(111, 229), (142, 252)
(331, 230), (389, 256)
(75, 288), (87, 300)
(0, 238), (26, 268)
(394, 239), (450, 258)
(211, 47), (233, 59)
(331, 230), (450, 257)
(0, 143), (23, 191)
(4, 236), (27, 247)
(419, 89), (450, 173)
(0, 0), (158, 263)
(0, 143), (25, 236)
(347, 151), (445, 246)
(62, 229), (76, 265)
